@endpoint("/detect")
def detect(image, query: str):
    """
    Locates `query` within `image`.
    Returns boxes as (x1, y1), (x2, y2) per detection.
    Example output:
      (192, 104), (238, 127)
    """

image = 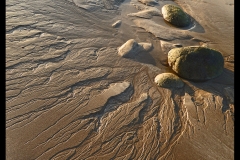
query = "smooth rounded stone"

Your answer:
(138, 0), (158, 6)
(168, 46), (224, 81)
(118, 39), (140, 58)
(161, 4), (191, 27)
(118, 39), (152, 58)
(112, 20), (121, 28)
(154, 73), (184, 88)
(138, 42), (153, 51)
(127, 8), (161, 19)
